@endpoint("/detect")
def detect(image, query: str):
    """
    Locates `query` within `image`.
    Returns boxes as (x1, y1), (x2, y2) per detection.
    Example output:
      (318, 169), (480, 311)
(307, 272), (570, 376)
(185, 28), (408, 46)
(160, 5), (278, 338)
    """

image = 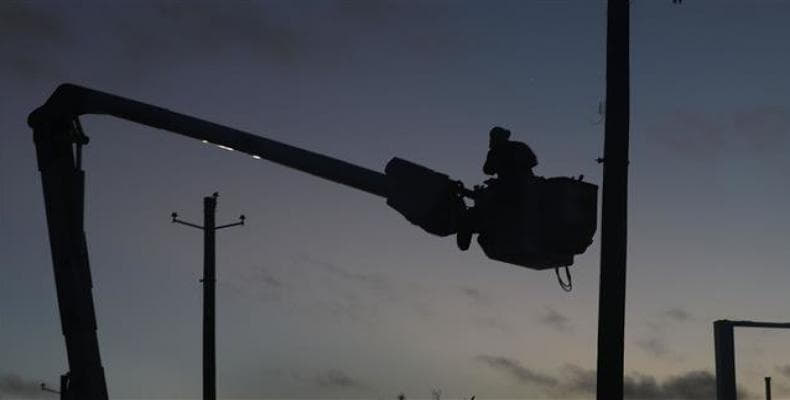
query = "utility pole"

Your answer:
(596, 0), (630, 399)
(172, 193), (245, 400)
